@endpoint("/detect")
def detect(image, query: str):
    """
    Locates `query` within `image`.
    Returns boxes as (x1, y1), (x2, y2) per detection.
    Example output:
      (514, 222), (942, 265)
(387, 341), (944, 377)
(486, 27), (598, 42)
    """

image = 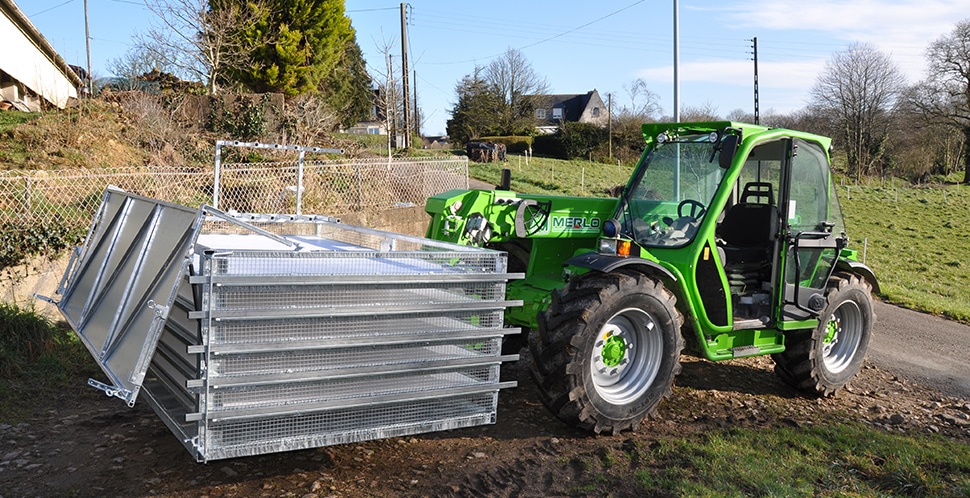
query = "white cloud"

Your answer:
(636, 59), (825, 89)
(717, 0), (966, 80)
